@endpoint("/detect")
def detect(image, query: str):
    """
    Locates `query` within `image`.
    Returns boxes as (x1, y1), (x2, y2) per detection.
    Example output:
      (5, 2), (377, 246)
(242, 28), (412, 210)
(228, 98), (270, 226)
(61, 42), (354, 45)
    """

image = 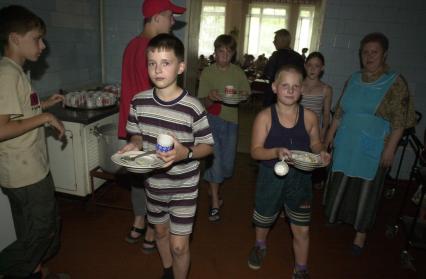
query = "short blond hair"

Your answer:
(274, 64), (303, 82)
